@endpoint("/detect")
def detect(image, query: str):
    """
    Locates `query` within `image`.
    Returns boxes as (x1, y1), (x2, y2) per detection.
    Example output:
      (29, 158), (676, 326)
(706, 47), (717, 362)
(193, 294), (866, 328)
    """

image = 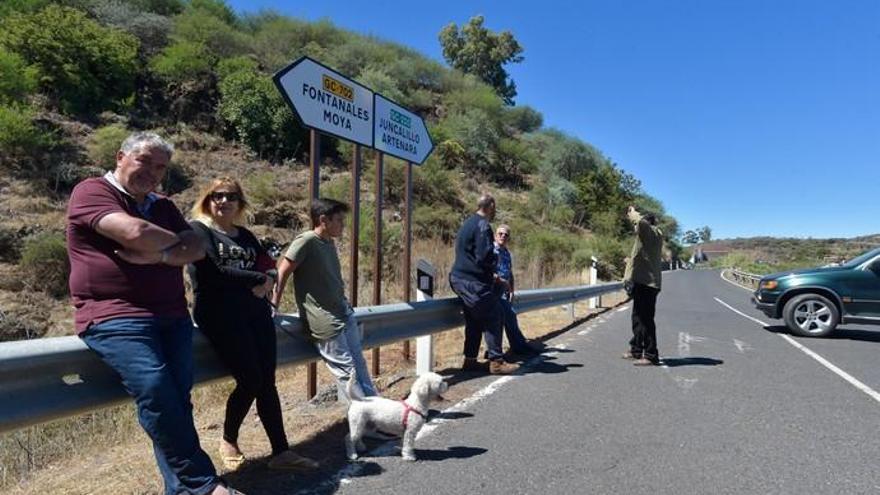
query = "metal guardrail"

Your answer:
(727, 268), (762, 289)
(0, 281), (623, 434)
